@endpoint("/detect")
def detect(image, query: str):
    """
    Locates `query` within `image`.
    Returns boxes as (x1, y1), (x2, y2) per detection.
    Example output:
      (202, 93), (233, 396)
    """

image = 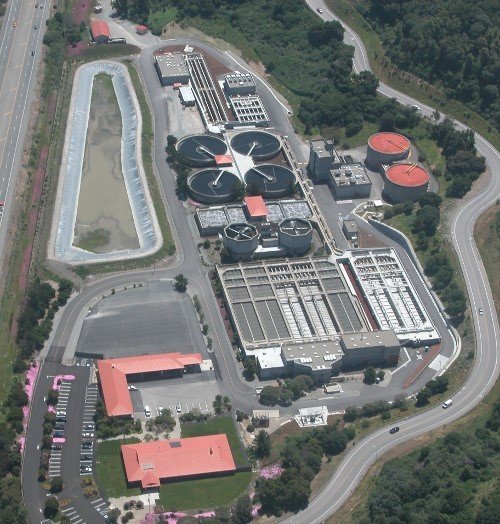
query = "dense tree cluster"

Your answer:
(117, 0), (421, 136)
(415, 376), (449, 407)
(256, 422), (355, 516)
(16, 279), (72, 372)
(94, 400), (140, 439)
(259, 375), (315, 407)
(361, 0), (500, 129)
(431, 118), (486, 198)
(357, 401), (500, 523)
